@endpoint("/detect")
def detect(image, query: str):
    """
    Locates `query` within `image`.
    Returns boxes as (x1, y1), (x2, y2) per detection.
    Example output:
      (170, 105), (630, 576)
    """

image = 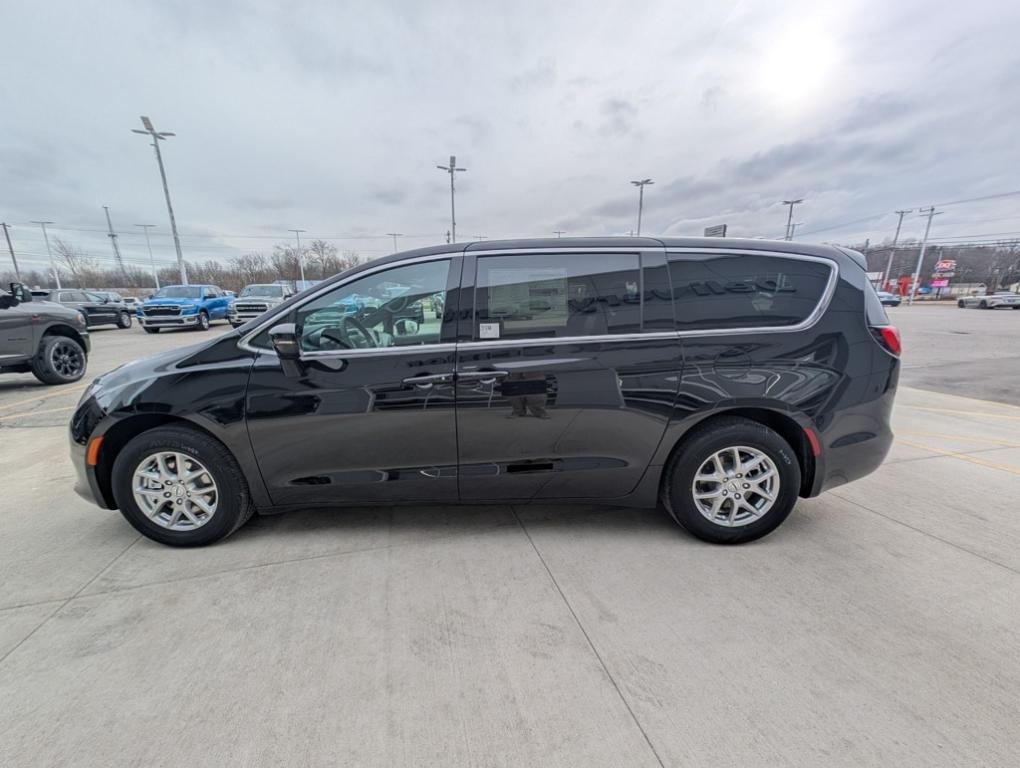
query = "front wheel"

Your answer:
(197, 311), (210, 330)
(117, 311), (132, 329)
(980, 300), (989, 309)
(661, 417), (801, 544)
(143, 326), (160, 334)
(958, 300), (966, 308)
(111, 426), (254, 546)
(30, 335), (88, 384)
